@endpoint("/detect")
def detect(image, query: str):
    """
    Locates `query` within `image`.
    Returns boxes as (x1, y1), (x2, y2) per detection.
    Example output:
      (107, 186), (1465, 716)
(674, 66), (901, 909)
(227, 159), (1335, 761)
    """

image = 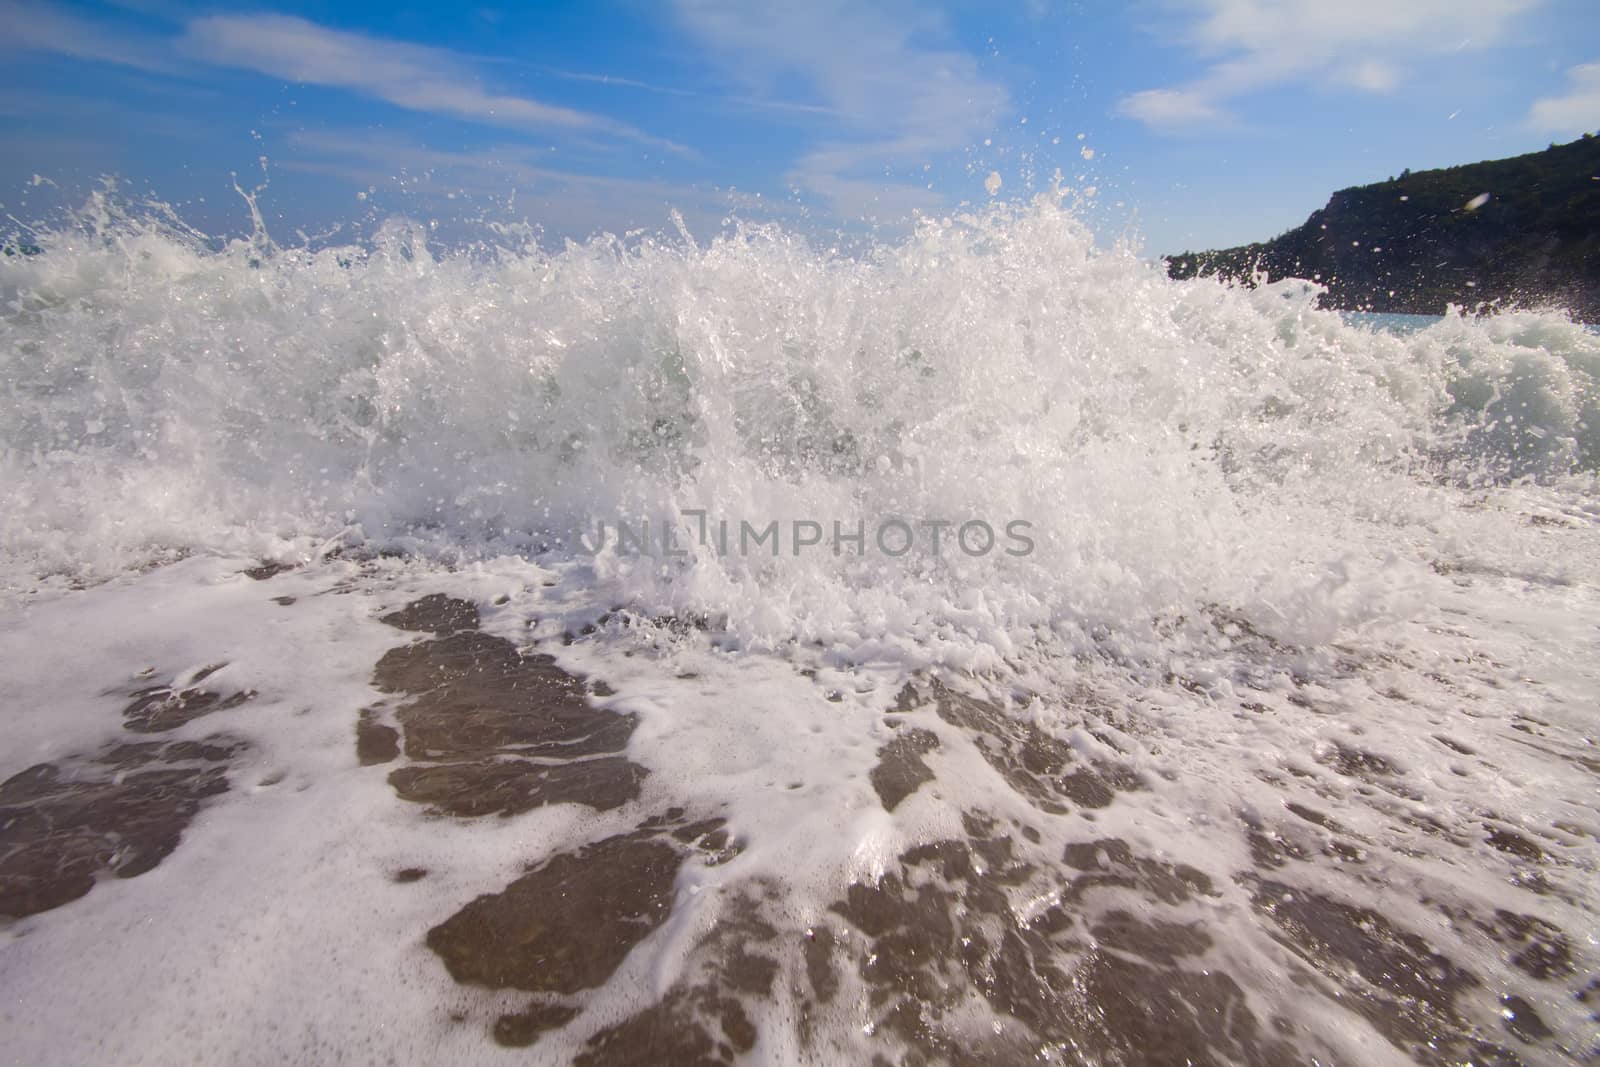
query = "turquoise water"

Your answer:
(1340, 310), (1444, 334)
(1345, 309), (1599, 335)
